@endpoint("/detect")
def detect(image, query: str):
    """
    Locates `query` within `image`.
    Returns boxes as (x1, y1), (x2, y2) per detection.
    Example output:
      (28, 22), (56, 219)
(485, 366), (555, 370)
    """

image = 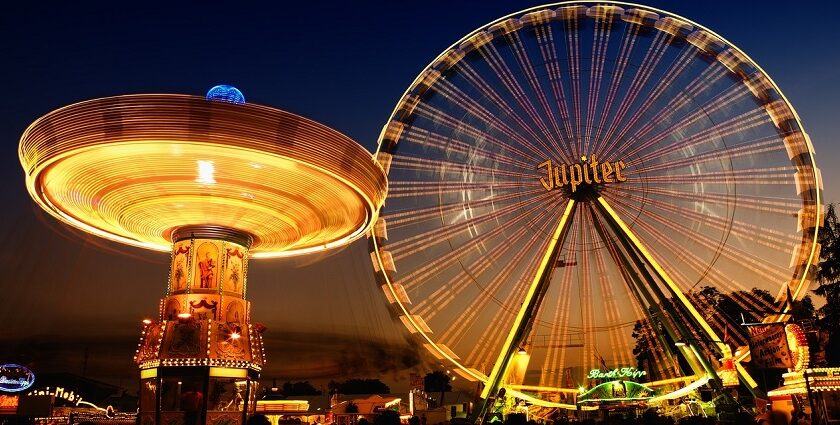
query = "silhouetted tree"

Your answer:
(424, 370), (452, 407)
(281, 381), (321, 396)
(329, 379), (390, 395)
(816, 203), (840, 364)
(423, 371), (452, 392)
(631, 320), (653, 372)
